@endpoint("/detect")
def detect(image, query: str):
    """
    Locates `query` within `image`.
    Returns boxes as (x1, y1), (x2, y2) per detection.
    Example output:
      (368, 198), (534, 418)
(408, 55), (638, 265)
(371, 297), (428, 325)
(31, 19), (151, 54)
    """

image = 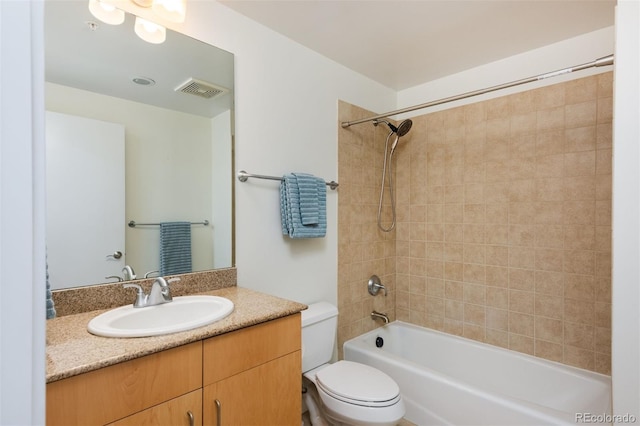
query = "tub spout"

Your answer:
(371, 311), (389, 324)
